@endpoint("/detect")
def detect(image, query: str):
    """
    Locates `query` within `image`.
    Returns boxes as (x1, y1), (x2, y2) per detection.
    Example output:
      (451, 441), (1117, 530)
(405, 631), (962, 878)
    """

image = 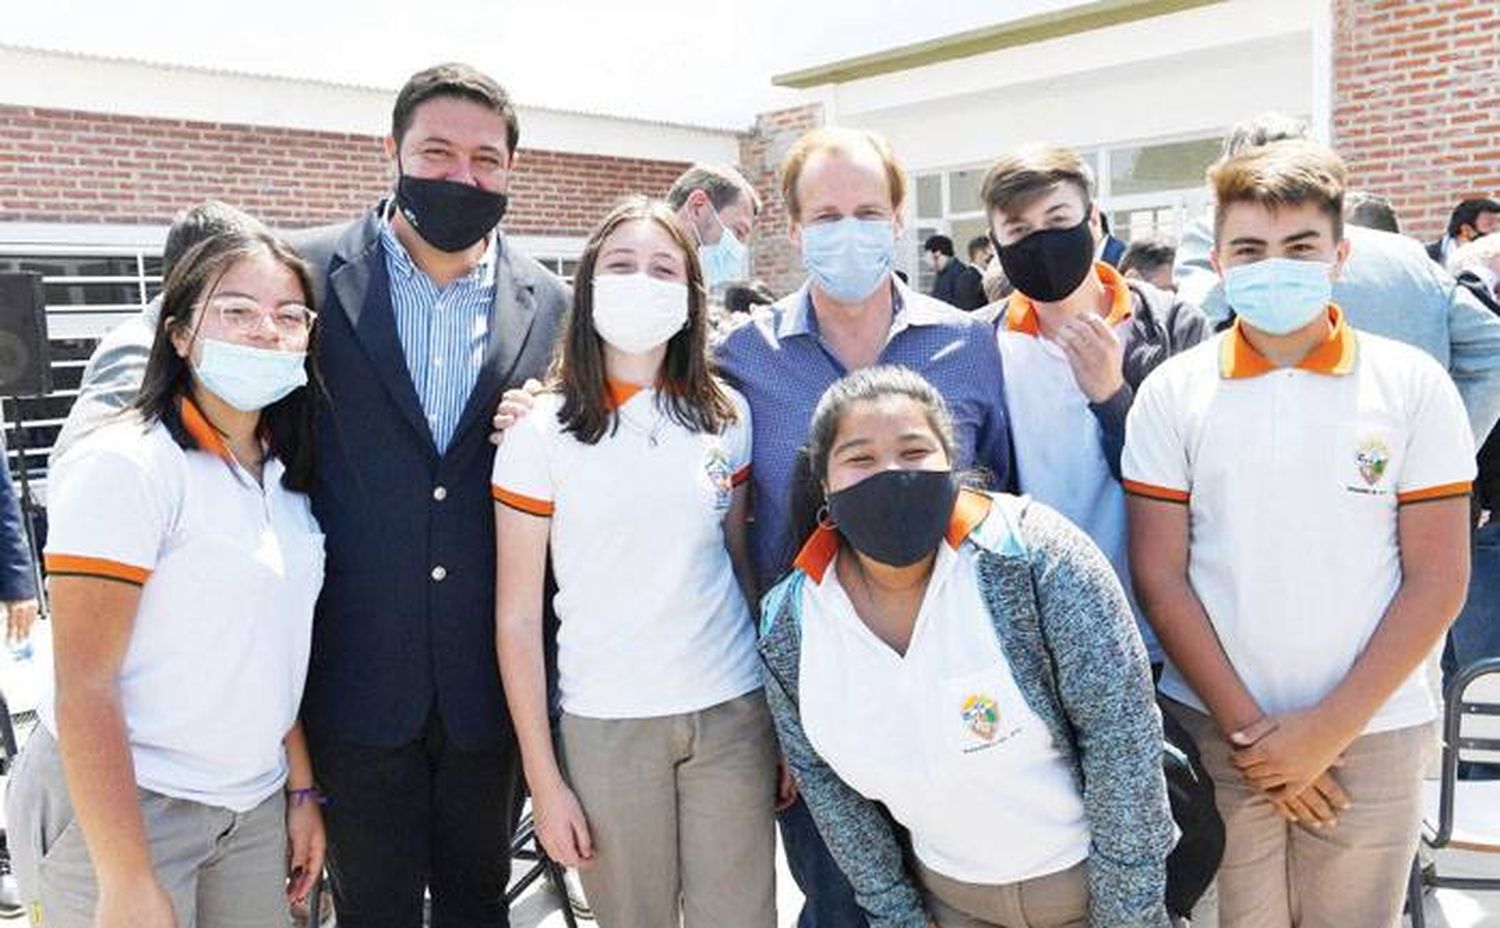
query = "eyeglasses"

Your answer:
(204, 297), (317, 344)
